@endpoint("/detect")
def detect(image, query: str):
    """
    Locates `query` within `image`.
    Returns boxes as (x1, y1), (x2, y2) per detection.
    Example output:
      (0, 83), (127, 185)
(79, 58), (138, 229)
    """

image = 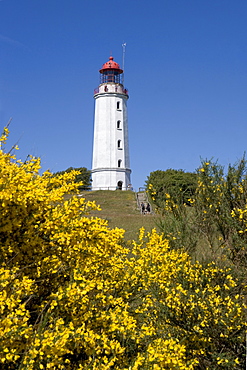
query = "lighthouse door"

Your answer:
(117, 181), (123, 190)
